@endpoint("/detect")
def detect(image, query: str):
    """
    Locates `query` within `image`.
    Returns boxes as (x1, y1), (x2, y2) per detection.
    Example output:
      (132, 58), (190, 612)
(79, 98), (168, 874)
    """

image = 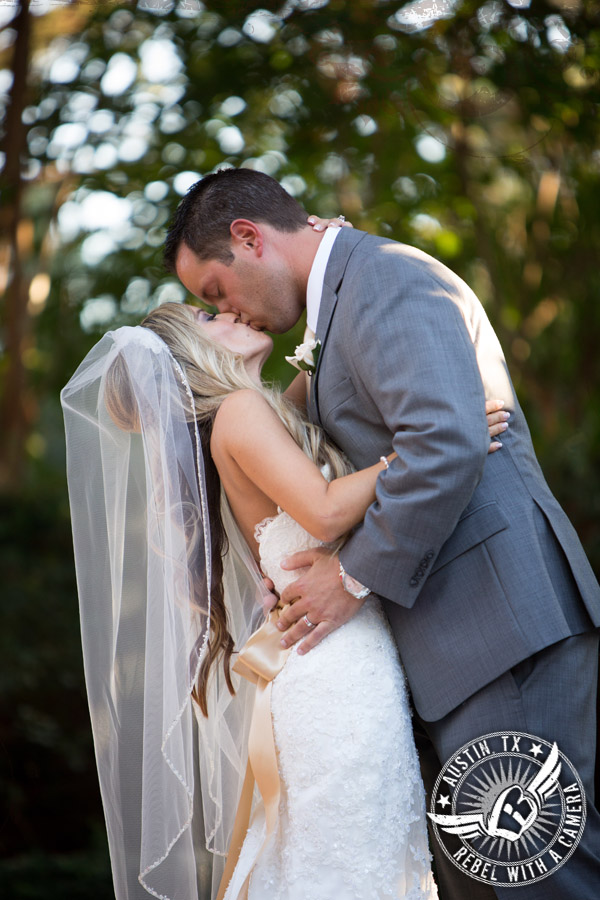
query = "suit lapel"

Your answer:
(309, 229), (368, 426)
(307, 282), (336, 426)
